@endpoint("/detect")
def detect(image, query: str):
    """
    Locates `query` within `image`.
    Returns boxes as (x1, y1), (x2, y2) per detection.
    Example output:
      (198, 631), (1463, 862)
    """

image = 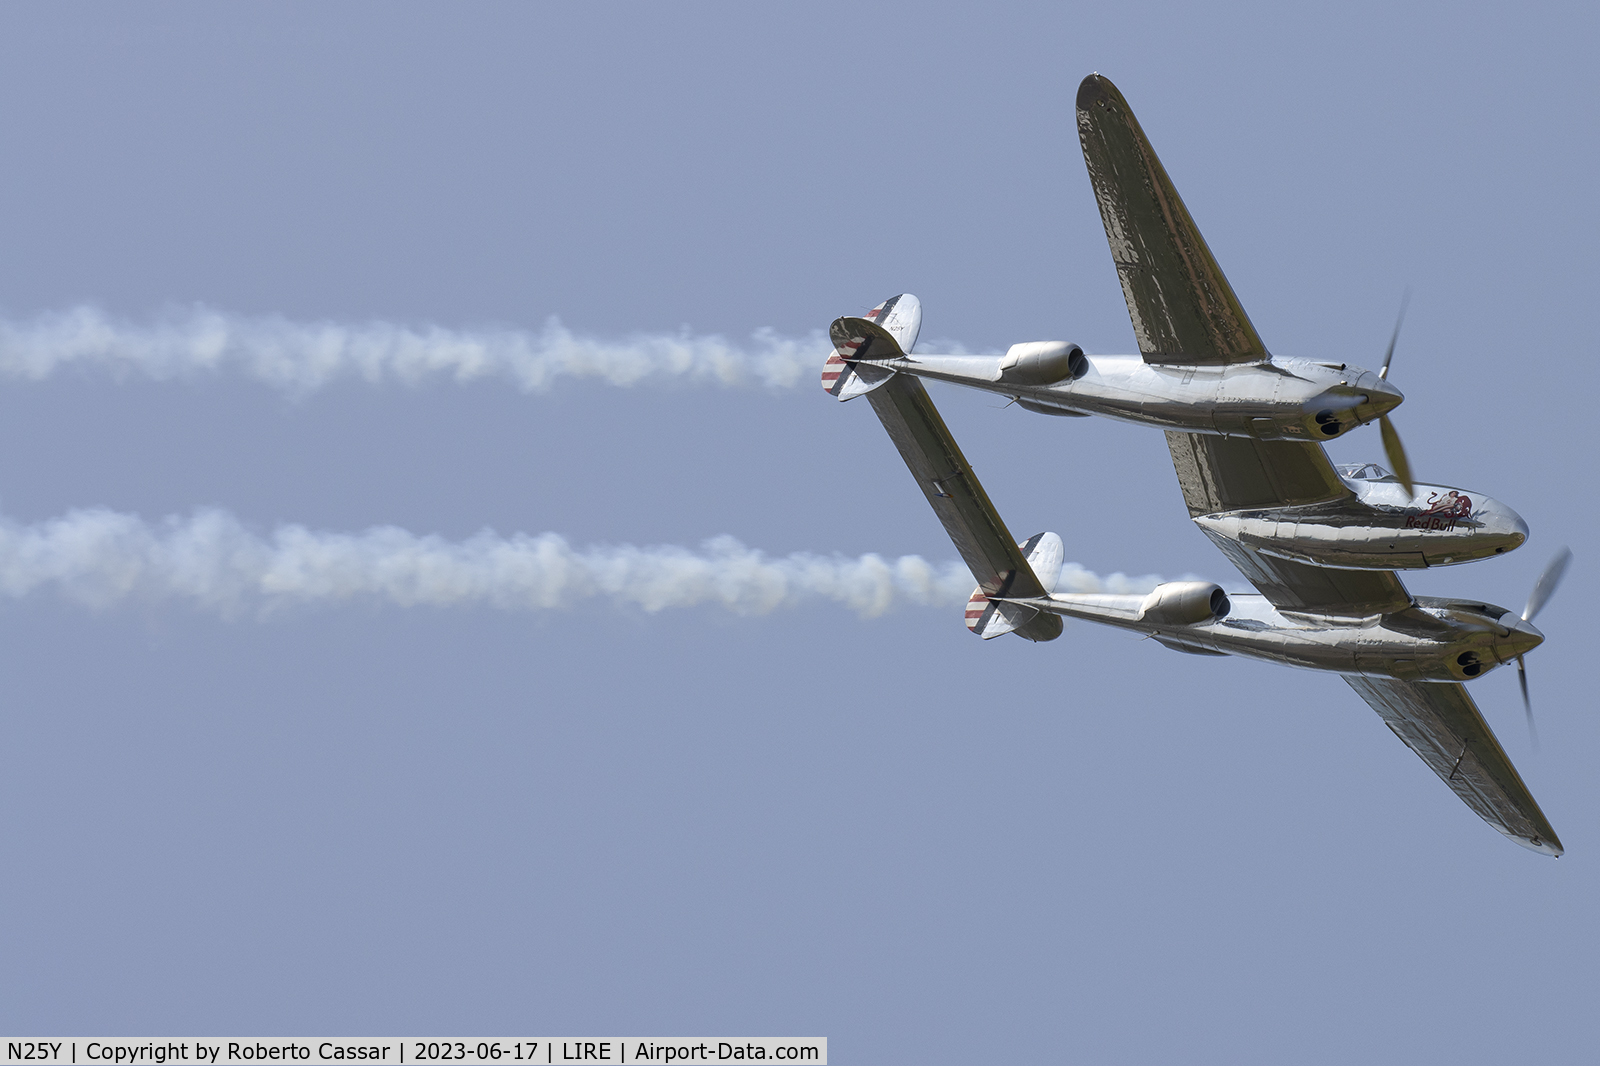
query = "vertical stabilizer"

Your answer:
(966, 532), (1066, 640)
(822, 294), (922, 400)
(865, 293), (921, 353)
